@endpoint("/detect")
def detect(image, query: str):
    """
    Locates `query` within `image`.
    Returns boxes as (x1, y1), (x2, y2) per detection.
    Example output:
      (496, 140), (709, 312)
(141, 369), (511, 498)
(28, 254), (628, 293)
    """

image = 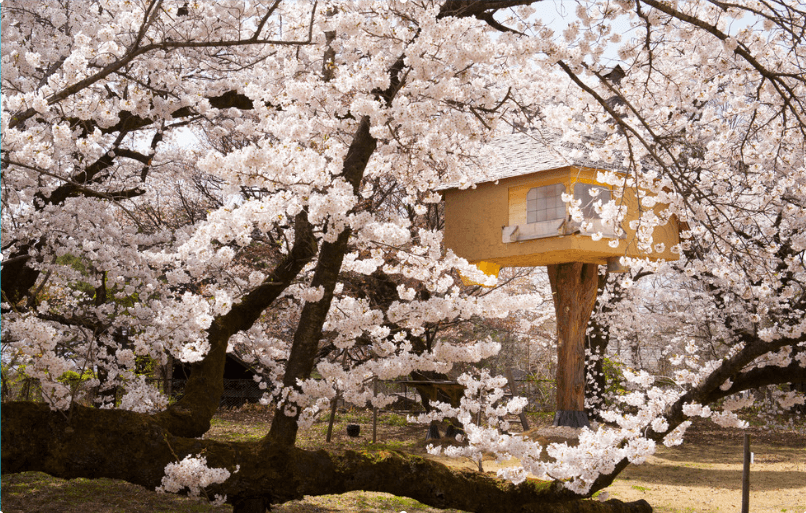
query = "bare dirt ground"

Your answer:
(605, 421), (806, 513)
(3, 407), (805, 513)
